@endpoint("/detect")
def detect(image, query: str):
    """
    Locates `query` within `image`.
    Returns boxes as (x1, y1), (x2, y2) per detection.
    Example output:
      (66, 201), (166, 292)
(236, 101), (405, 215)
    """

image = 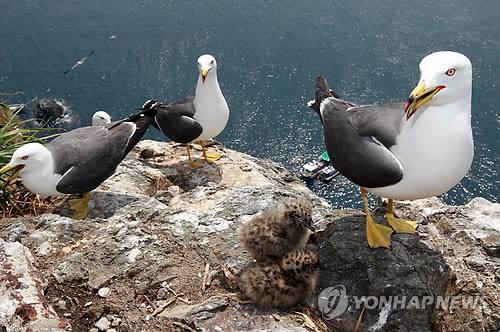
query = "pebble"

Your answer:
(95, 317), (111, 331)
(89, 329), (99, 332)
(168, 185), (180, 196)
(98, 287), (110, 298)
(156, 288), (169, 300)
(140, 148), (155, 159)
(111, 317), (122, 327)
